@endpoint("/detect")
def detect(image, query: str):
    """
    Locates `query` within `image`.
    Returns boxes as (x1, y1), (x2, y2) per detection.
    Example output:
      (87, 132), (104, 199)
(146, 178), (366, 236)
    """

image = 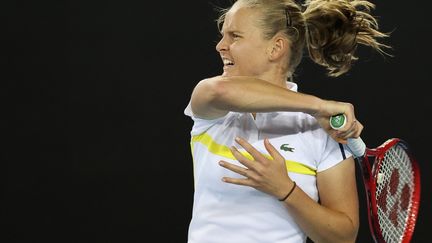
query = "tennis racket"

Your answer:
(330, 114), (421, 243)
